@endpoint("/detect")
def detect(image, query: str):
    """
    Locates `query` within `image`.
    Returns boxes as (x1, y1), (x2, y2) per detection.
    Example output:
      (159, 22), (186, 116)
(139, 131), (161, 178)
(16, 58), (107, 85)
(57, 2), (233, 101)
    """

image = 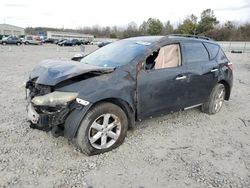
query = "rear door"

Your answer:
(182, 41), (219, 106)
